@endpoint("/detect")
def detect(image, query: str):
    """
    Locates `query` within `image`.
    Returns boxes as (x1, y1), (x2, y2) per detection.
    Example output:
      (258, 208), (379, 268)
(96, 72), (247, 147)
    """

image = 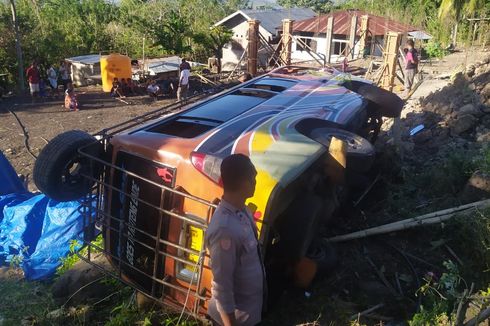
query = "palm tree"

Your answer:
(438, 0), (486, 45)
